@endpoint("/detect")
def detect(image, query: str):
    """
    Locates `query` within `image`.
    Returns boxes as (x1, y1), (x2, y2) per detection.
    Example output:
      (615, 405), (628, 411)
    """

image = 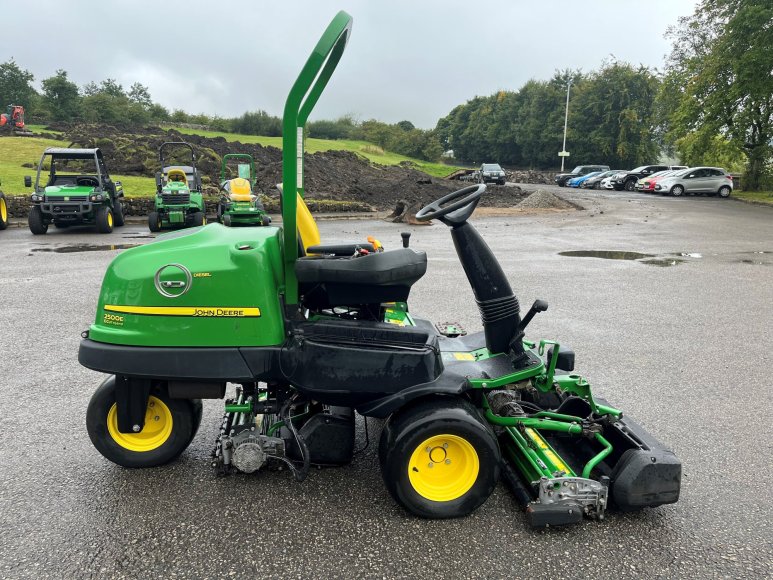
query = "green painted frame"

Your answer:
(281, 10), (353, 305)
